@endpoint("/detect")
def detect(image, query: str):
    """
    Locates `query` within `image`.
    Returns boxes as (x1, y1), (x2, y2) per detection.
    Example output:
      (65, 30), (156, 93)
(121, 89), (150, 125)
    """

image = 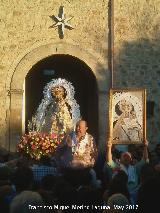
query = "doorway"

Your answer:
(25, 54), (99, 142)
